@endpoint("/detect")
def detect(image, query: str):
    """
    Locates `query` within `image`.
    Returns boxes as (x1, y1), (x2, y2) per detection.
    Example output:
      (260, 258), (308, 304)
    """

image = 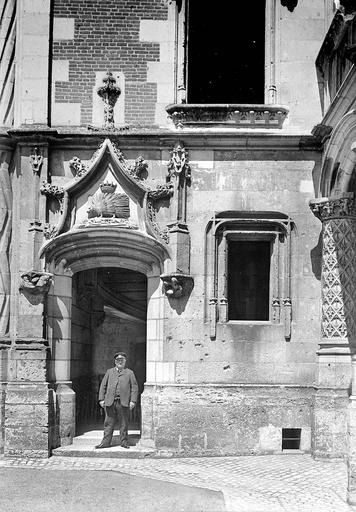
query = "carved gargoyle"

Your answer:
(19, 271), (53, 295)
(29, 147), (44, 175)
(160, 272), (194, 299)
